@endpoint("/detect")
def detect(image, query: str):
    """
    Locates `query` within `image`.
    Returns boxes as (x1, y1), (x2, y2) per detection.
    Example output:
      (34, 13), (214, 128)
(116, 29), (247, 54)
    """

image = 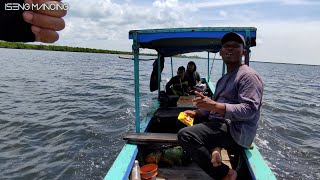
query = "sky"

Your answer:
(54, 0), (320, 65)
